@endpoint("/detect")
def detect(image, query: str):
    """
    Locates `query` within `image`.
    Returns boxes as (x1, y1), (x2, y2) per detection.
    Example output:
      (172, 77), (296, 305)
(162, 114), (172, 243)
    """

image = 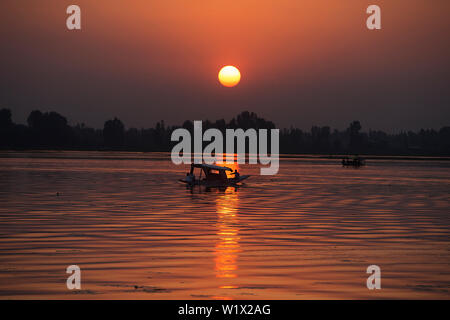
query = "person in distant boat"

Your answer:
(231, 169), (240, 180)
